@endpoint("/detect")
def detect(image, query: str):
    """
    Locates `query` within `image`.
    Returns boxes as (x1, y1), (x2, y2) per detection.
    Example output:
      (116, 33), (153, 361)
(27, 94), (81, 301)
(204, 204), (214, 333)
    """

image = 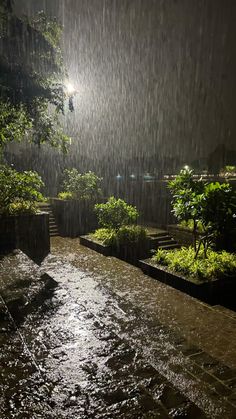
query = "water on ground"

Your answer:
(1, 237), (236, 418)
